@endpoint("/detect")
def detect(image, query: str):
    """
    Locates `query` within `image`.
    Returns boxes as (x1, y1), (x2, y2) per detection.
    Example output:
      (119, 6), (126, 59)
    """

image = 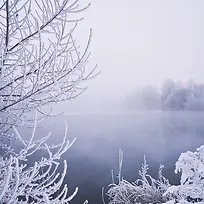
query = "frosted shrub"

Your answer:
(164, 146), (204, 204)
(0, 121), (87, 204)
